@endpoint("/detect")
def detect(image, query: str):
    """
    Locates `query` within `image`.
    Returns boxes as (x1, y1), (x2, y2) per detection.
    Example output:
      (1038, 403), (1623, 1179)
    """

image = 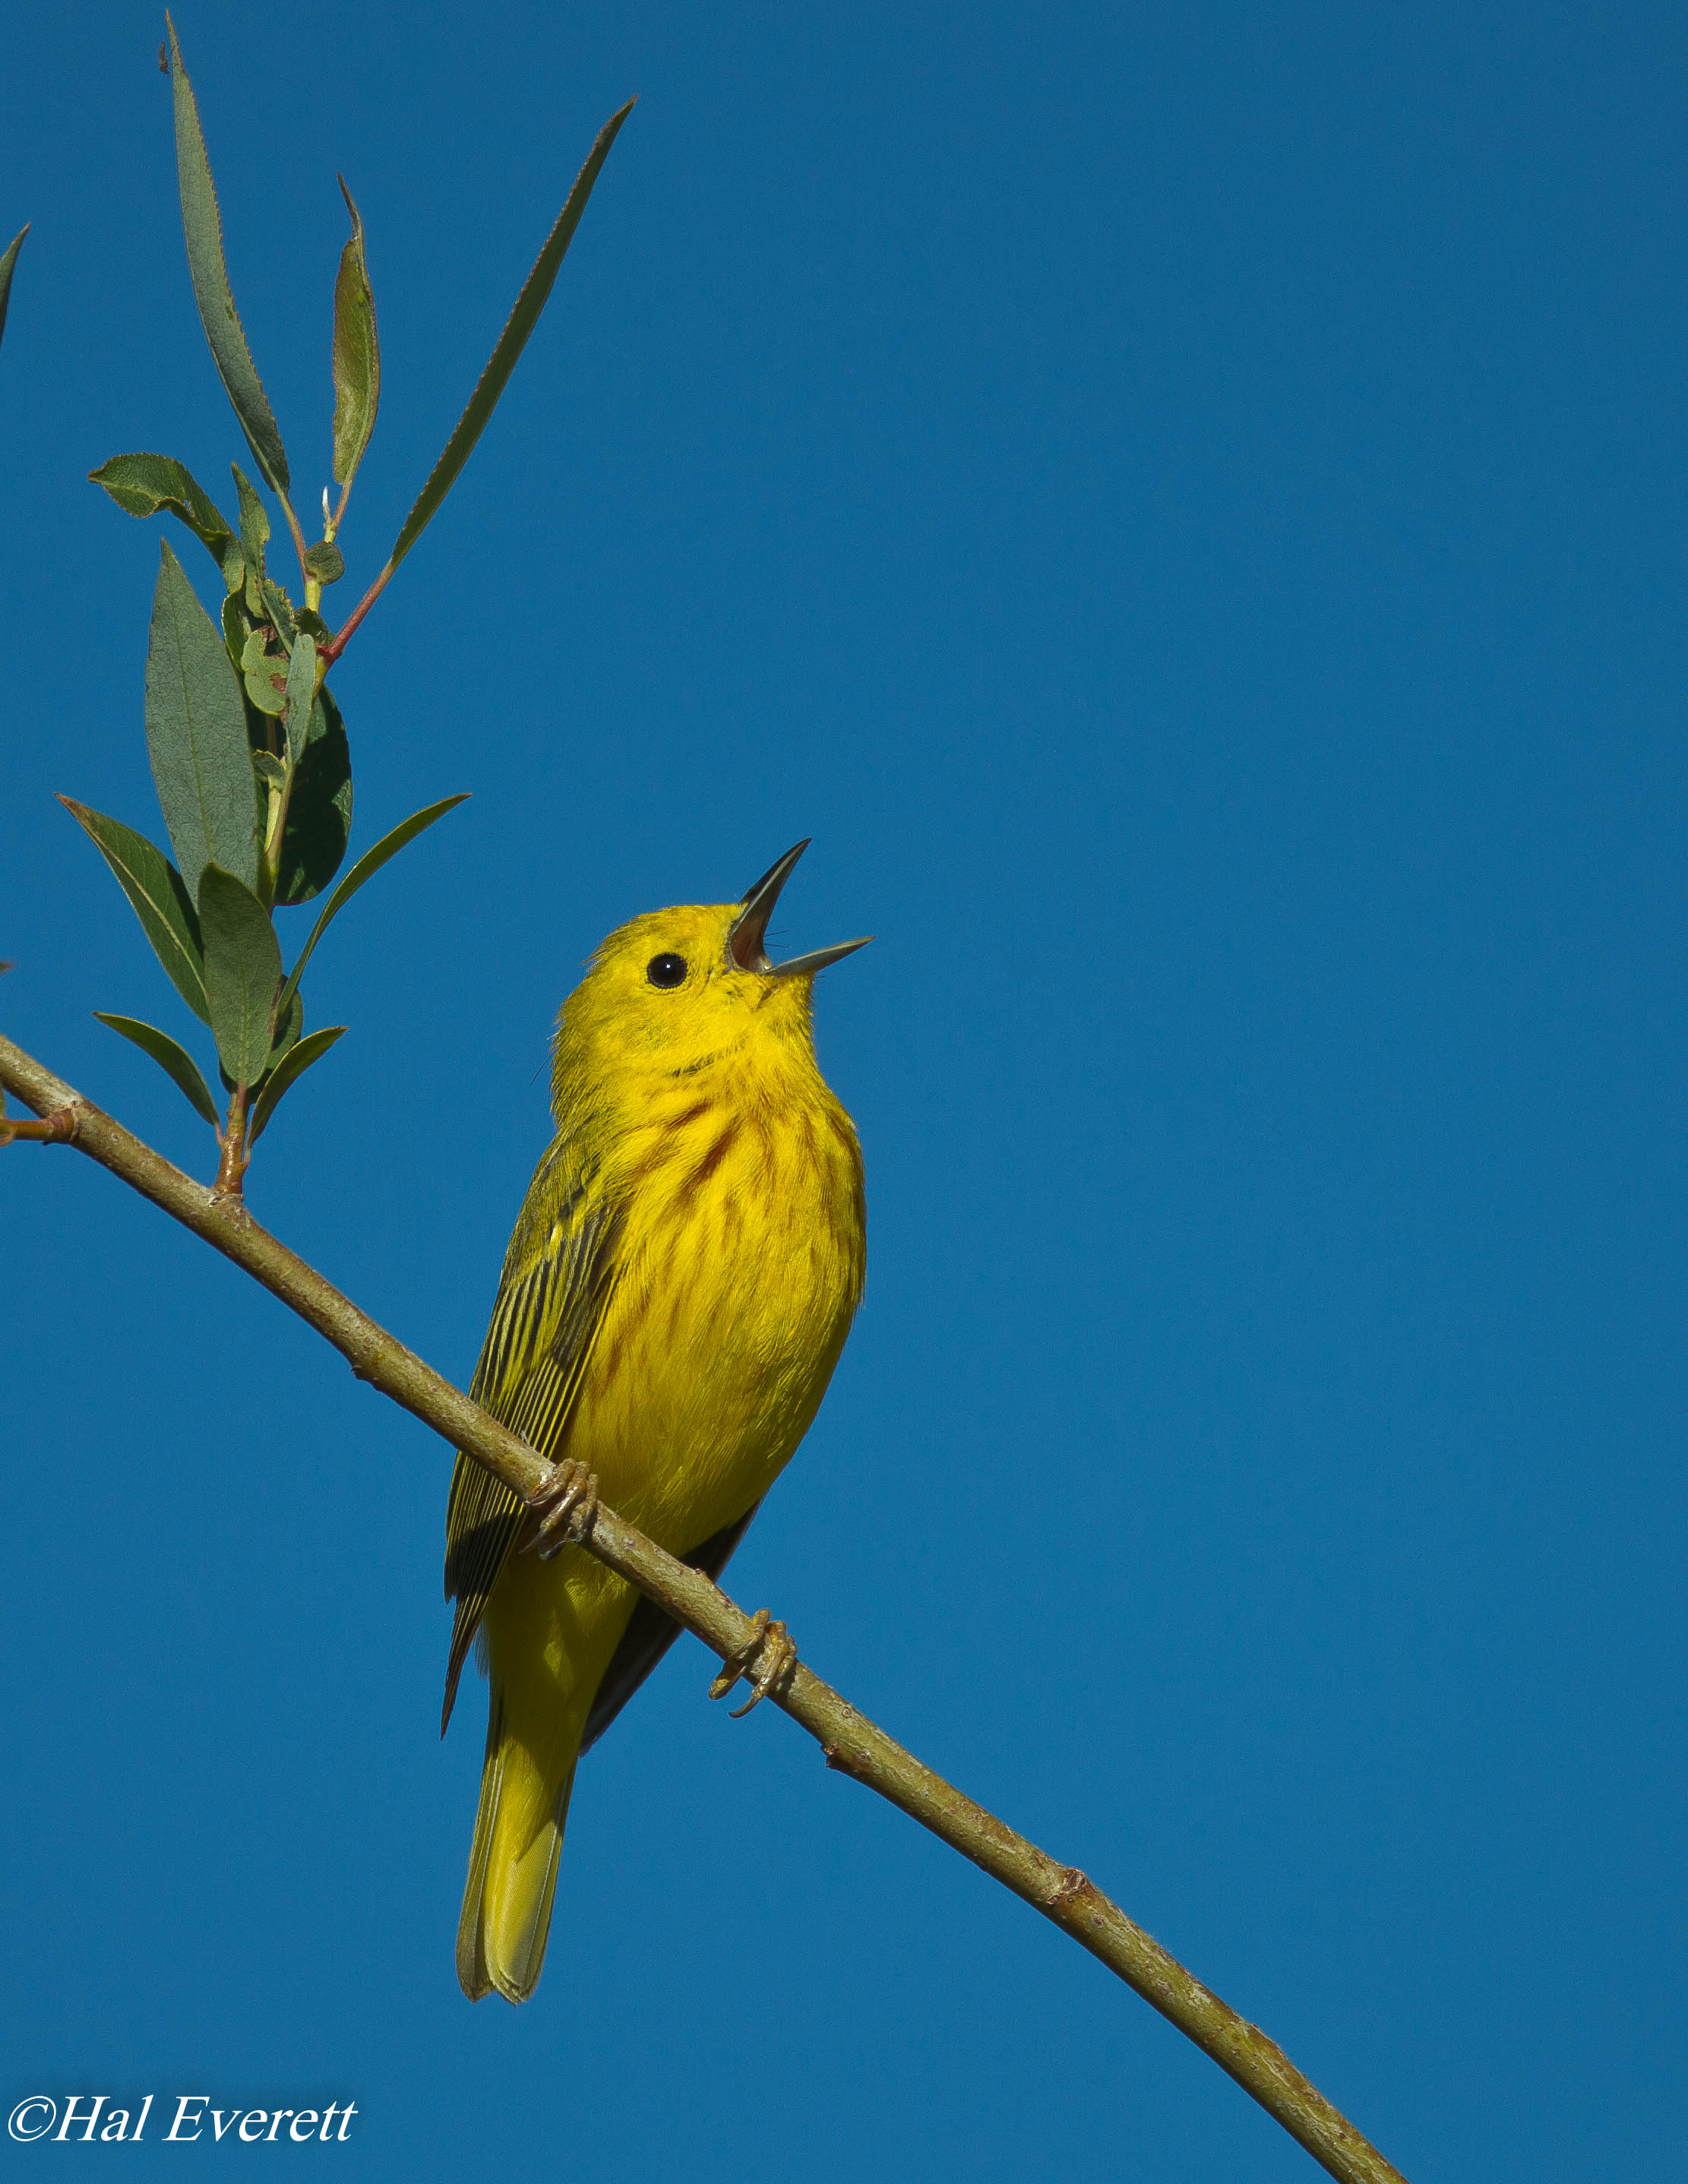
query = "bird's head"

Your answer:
(555, 841), (871, 1090)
